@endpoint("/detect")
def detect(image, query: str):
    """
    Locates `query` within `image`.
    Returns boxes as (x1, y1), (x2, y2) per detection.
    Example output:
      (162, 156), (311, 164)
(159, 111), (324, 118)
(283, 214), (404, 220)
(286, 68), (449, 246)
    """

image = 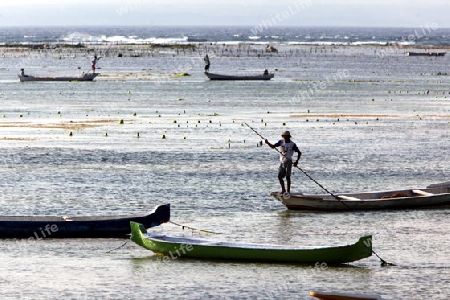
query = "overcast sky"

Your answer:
(1, 0), (449, 27)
